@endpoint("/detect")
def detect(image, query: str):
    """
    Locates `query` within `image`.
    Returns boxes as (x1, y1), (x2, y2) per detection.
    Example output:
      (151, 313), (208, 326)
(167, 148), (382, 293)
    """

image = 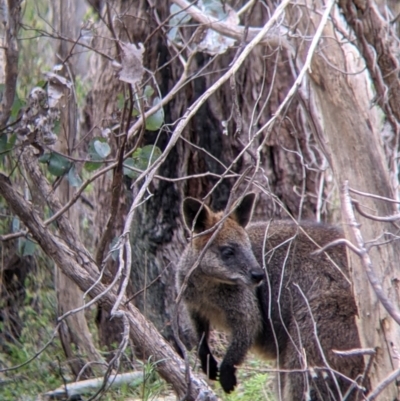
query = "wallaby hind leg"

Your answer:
(280, 290), (365, 401)
(191, 311), (218, 380)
